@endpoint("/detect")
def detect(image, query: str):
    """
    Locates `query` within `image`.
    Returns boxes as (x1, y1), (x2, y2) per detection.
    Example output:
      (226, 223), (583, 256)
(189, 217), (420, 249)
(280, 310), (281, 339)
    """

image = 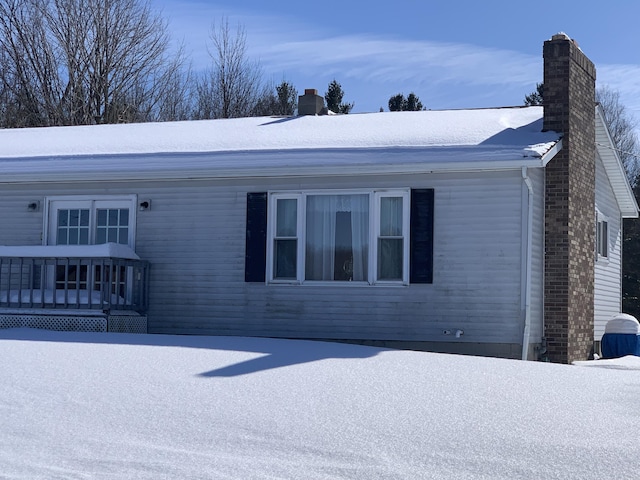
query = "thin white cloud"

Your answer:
(154, 1), (640, 116)
(598, 64), (640, 115)
(253, 35), (541, 90)
(156, 1), (540, 91)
